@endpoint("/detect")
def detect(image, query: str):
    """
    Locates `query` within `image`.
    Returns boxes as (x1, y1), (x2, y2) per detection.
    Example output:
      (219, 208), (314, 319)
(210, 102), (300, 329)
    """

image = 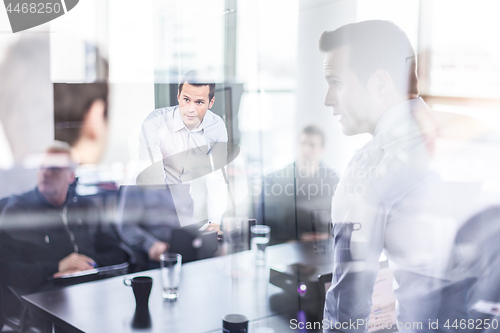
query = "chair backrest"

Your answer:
(0, 196), (10, 215)
(0, 284), (29, 333)
(0, 196), (10, 332)
(455, 205), (500, 333)
(169, 227), (218, 263)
